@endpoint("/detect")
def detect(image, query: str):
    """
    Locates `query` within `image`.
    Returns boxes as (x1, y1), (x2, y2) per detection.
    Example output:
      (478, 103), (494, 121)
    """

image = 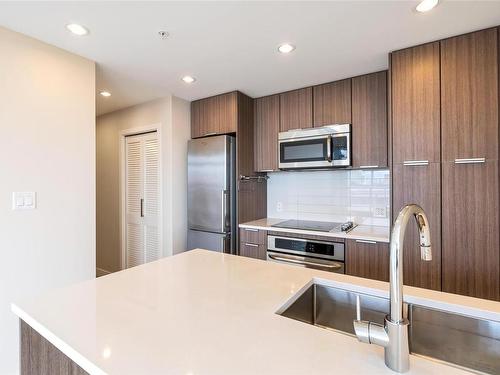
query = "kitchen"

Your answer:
(1, 1), (500, 375)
